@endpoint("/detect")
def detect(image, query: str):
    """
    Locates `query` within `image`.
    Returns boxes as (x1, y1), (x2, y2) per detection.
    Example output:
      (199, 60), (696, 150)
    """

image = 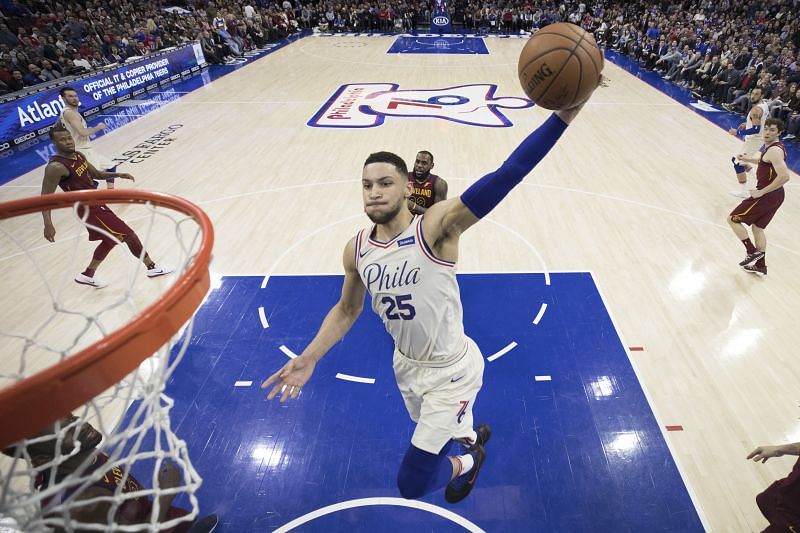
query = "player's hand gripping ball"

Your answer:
(518, 22), (604, 110)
